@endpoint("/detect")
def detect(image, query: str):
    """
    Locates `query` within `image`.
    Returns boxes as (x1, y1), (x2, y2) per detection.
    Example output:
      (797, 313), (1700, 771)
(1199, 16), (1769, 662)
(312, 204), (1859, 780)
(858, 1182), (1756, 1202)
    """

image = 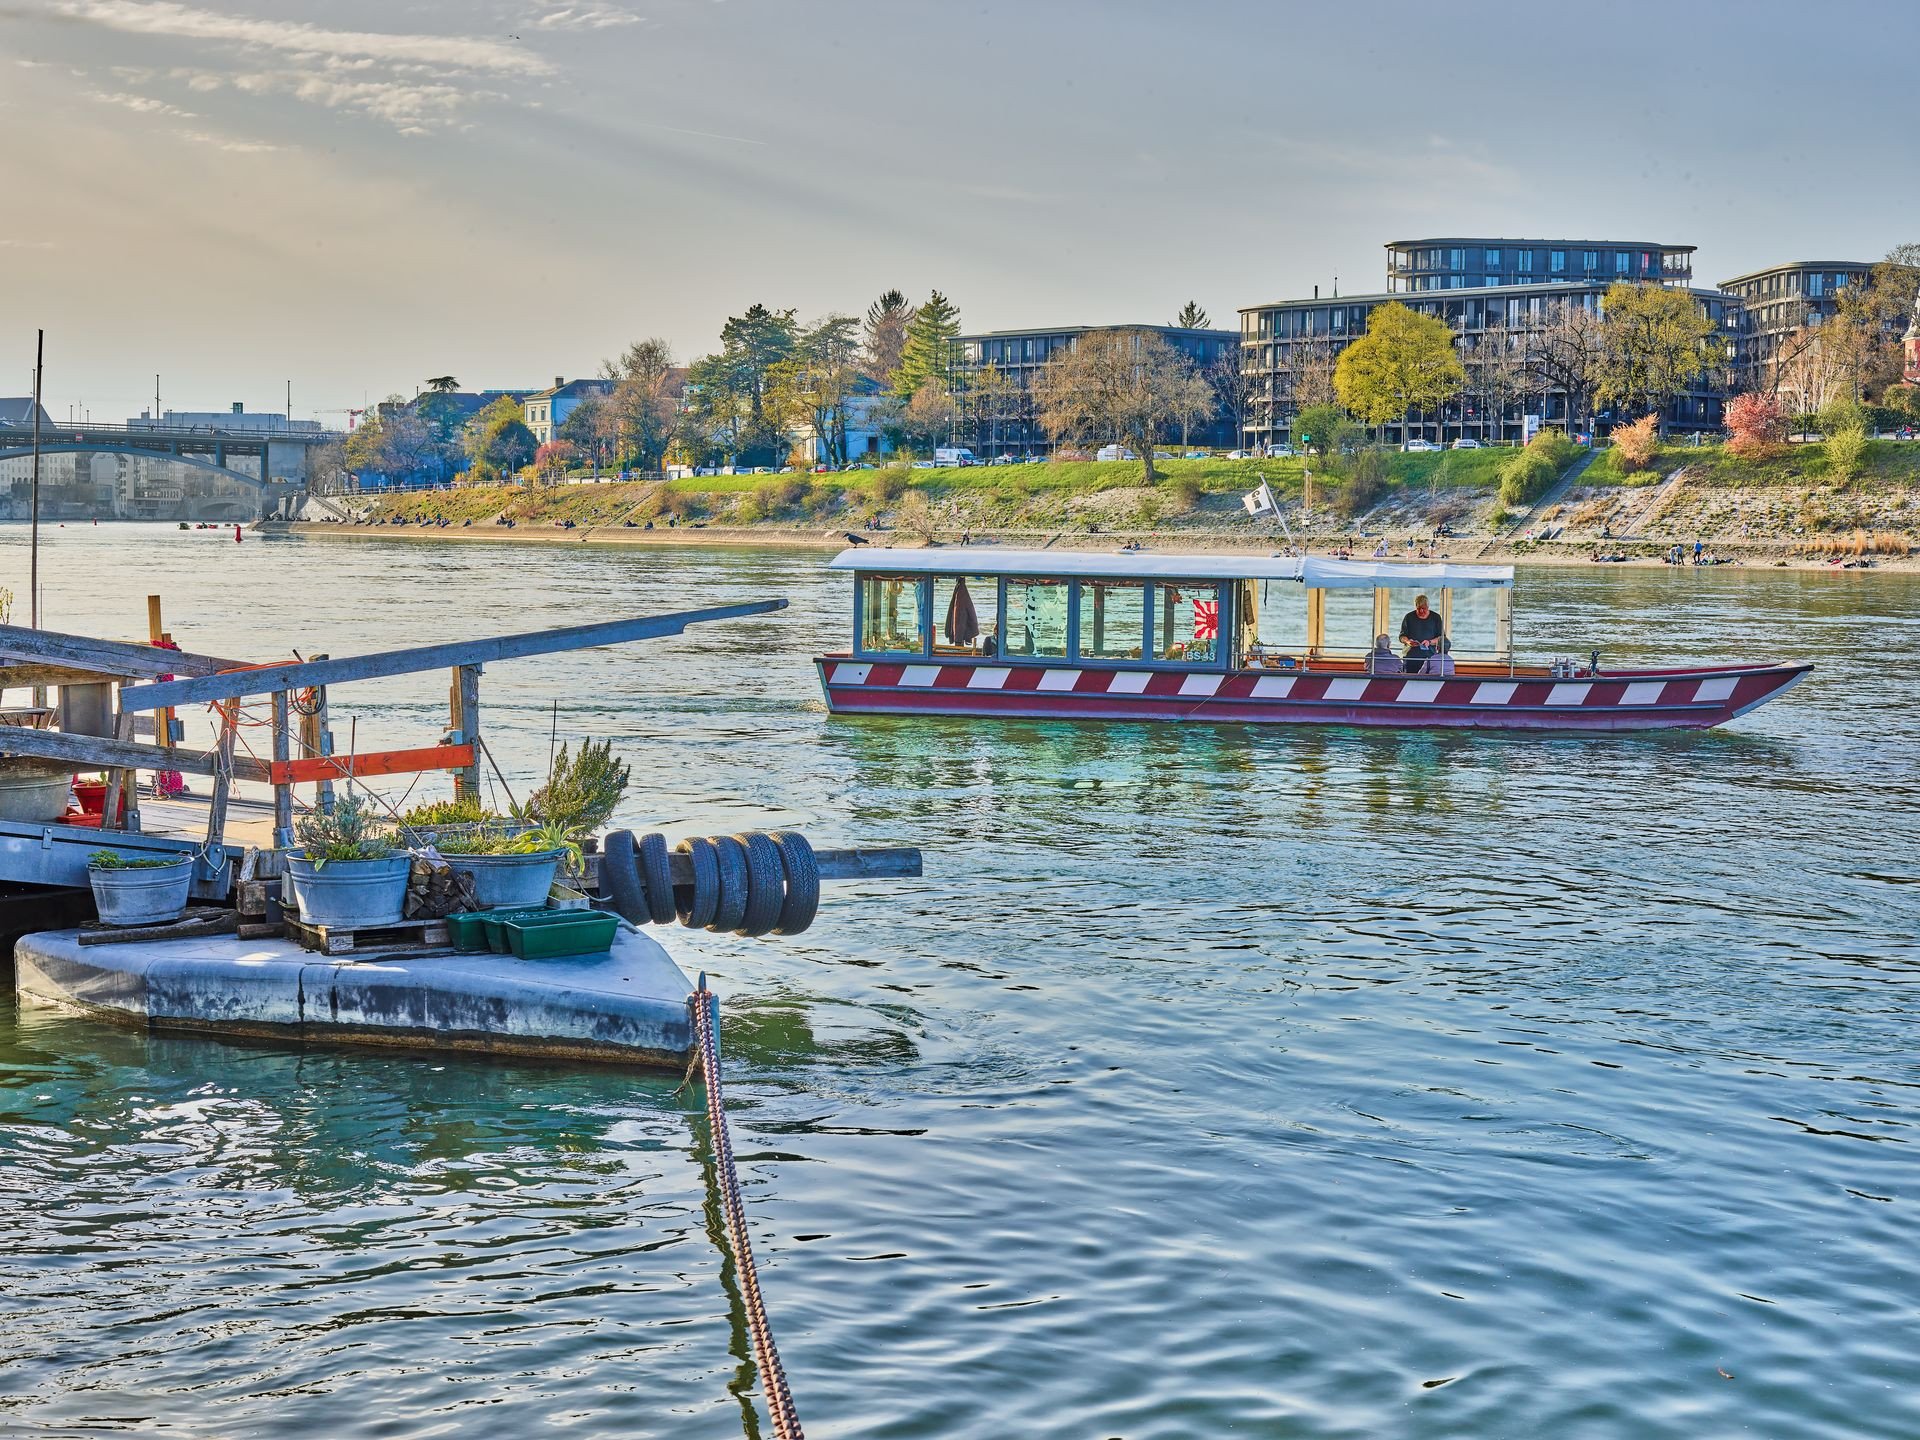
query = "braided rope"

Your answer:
(690, 983), (804, 1439)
